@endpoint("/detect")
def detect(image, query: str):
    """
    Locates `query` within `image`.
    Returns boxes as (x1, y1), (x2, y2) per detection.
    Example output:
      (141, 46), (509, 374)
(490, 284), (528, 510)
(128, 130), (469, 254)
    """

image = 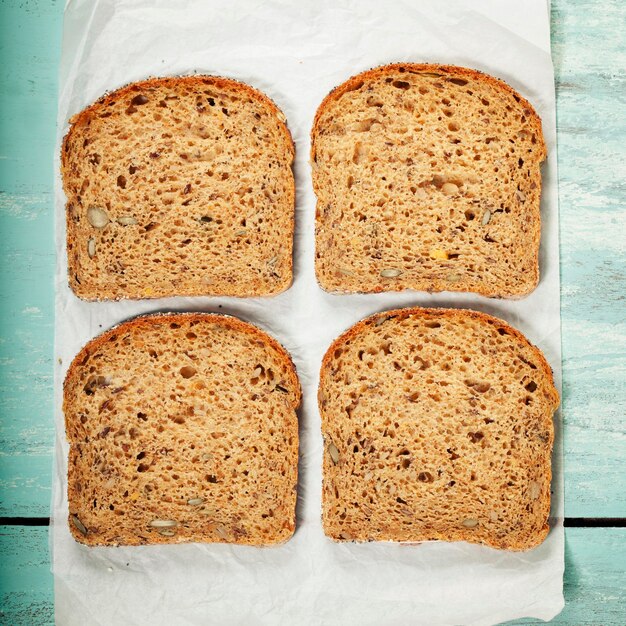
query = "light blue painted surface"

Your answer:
(551, 0), (626, 518)
(1, 526), (624, 625)
(0, 0), (624, 519)
(0, 526), (53, 625)
(0, 0), (624, 623)
(0, 0), (60, 516)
